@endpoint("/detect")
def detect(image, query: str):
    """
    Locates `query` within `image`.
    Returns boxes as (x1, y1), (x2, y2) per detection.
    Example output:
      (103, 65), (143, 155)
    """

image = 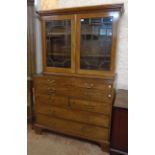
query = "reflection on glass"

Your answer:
(80, 17), (113, 71)
(46, 20), (71, 68)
